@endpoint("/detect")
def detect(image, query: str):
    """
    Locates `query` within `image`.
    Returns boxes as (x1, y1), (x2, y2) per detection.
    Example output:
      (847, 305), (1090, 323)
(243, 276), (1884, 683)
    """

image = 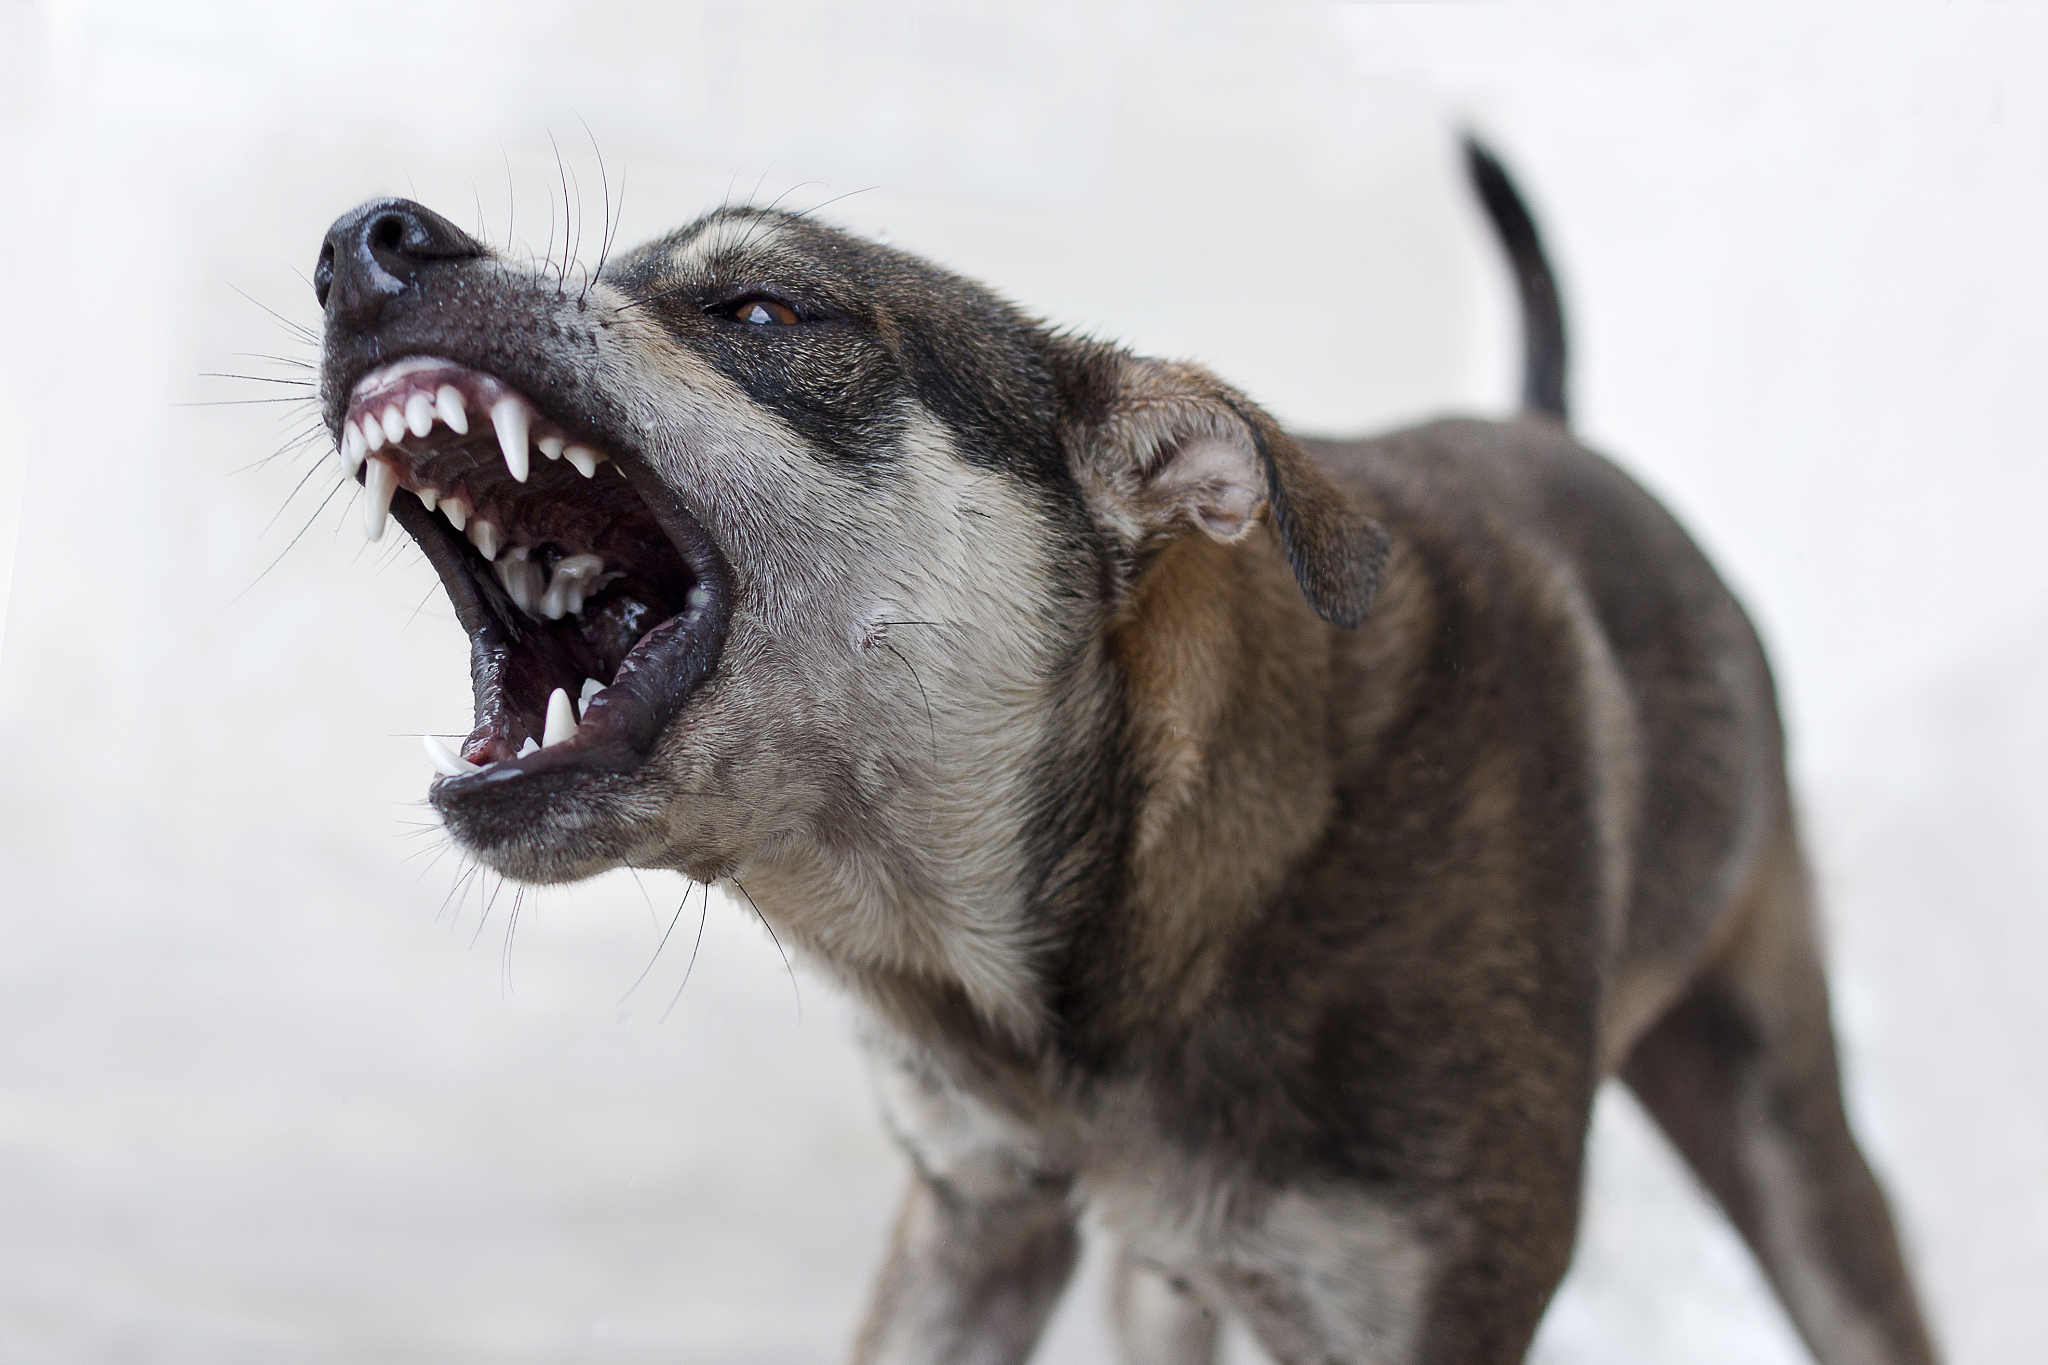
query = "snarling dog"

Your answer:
(311, 142), (1940, 1364)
